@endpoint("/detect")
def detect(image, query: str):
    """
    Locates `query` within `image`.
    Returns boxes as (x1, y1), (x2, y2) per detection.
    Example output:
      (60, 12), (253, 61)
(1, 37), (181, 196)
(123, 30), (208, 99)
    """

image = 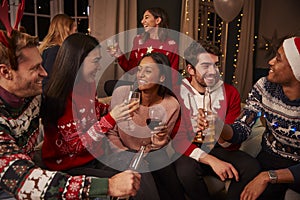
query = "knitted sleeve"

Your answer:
(229, 78), (264, 144)
(0, 107), (109, 199)
(54, 95), (116, 158)
(0, 136), (109, 199)
(105, 85), (130, 151)
(117, 36), (140, 72)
